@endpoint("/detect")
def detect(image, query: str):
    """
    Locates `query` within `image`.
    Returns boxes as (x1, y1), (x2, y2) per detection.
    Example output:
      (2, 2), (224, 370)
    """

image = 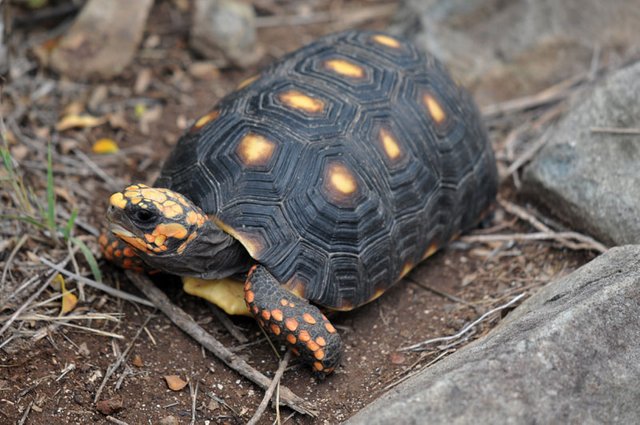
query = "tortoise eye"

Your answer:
(134, 208), (155, 223)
